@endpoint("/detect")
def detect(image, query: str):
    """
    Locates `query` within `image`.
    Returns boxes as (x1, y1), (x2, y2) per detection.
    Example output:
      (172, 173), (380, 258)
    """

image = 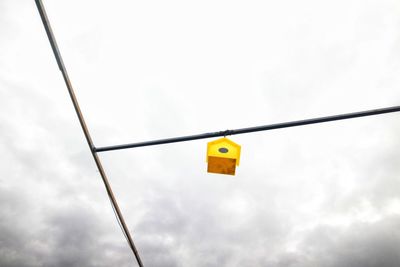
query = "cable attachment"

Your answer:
(222, 129), (234, 137)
